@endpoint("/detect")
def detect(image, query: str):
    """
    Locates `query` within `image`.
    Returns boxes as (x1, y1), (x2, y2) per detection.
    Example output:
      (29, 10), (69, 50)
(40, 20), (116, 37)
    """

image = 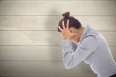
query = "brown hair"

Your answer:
(57, 12), (81, 32)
